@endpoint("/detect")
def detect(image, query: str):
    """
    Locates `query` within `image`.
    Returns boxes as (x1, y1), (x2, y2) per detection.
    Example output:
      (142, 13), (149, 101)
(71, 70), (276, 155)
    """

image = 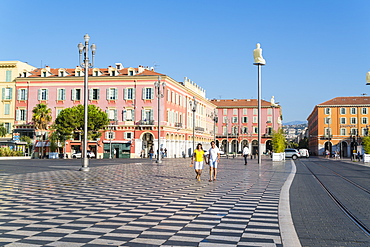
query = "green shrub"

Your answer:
(0, 147), (23, 157)
(272, 128), (286, 153)
(362, 136), (370, 154)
